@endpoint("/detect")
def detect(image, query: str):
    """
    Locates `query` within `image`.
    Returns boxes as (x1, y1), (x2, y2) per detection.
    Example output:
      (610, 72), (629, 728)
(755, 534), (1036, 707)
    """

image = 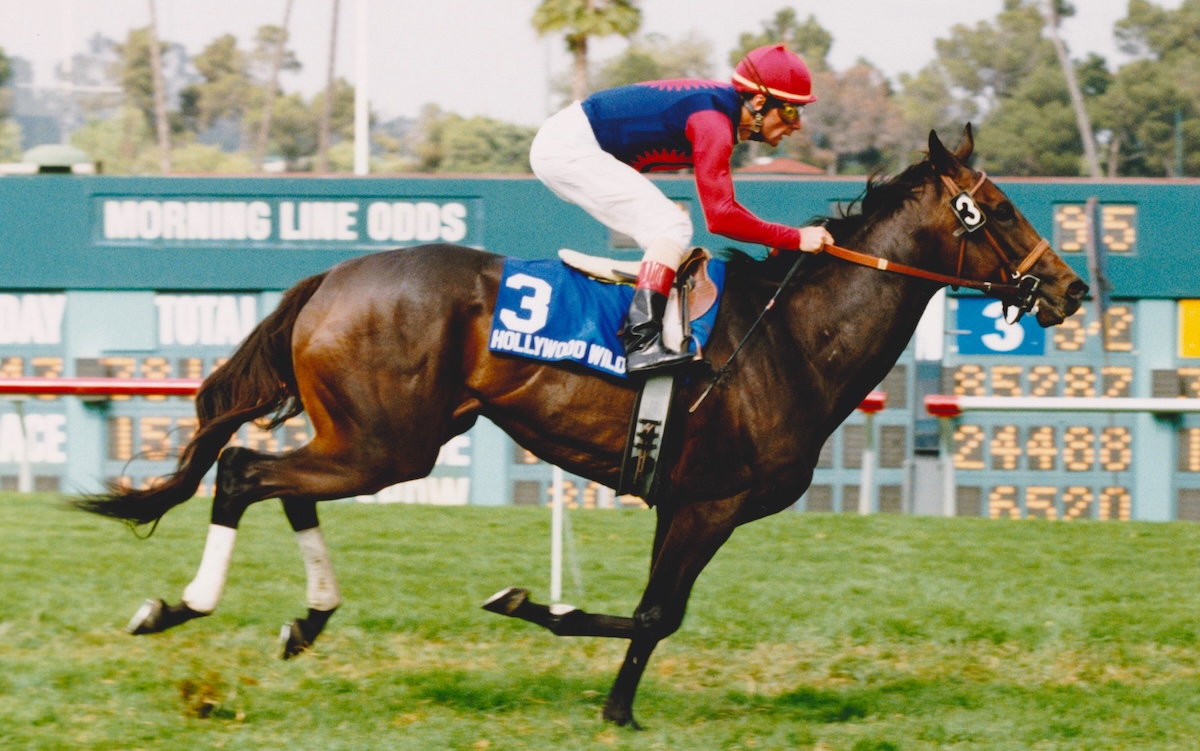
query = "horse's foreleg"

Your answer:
(483, 586), (634, 638)
(601, 500), (738, 728)
(280, 498), (341, 659)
